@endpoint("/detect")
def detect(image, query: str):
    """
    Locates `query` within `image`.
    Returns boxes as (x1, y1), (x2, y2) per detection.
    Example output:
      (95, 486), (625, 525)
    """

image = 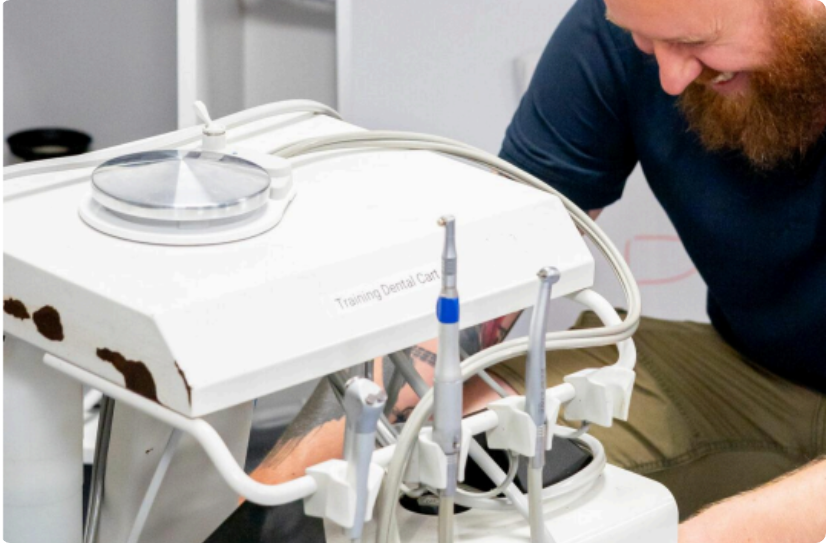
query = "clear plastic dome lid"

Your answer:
(91, 150), (271, 221)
